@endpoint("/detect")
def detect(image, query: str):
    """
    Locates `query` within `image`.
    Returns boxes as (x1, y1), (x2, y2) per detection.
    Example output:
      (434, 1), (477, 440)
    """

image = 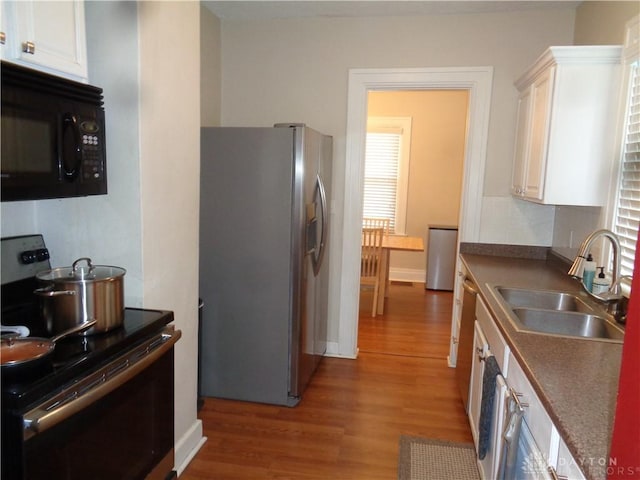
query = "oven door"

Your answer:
(8, 329), (180, 480)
